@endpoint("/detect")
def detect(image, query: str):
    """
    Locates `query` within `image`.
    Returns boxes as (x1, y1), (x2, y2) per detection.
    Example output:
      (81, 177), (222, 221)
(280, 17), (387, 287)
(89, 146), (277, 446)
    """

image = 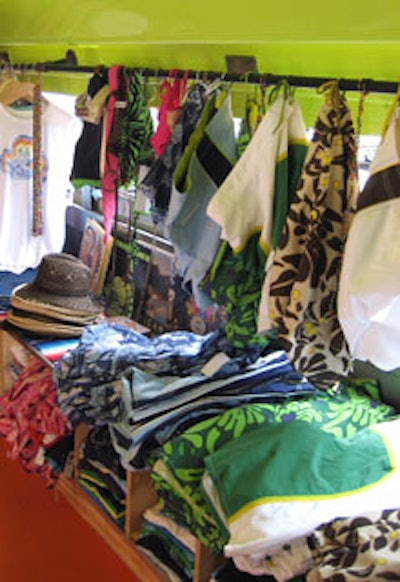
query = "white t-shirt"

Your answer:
(0, 101), (81, 274)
